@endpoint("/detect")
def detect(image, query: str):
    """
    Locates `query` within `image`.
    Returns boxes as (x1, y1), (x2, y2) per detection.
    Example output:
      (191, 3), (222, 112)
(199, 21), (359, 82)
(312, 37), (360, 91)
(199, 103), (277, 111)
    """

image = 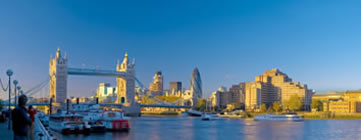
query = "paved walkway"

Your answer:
(0, 121), (13, 139)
